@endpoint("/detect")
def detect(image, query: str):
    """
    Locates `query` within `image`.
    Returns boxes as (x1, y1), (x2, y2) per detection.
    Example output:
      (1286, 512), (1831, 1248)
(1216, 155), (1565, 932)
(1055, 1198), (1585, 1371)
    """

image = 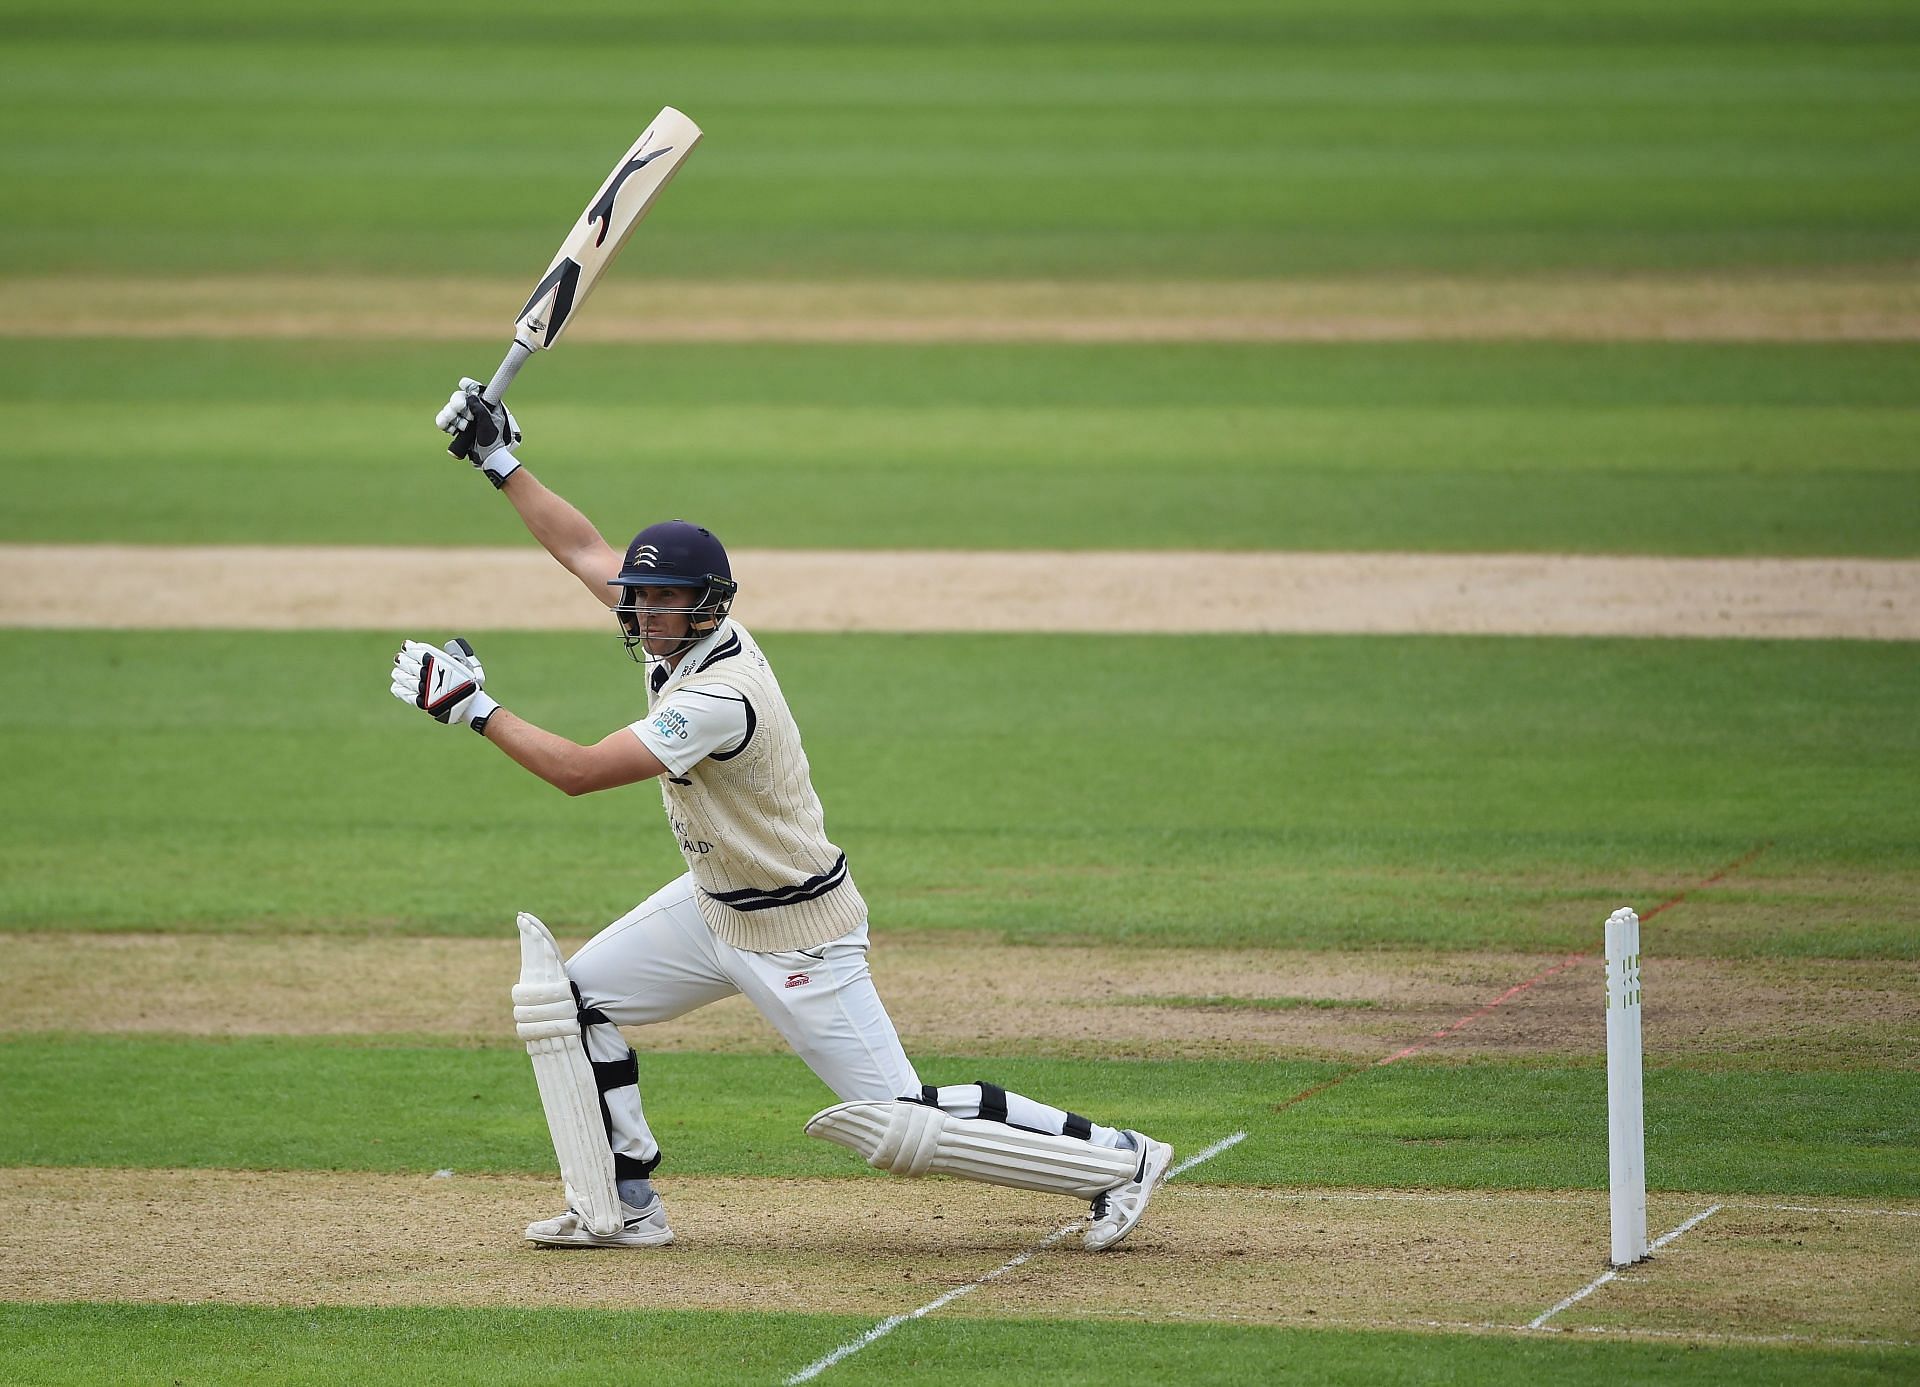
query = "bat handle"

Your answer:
(449, 340), (534, 460)
(481, 339), (534, 405)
